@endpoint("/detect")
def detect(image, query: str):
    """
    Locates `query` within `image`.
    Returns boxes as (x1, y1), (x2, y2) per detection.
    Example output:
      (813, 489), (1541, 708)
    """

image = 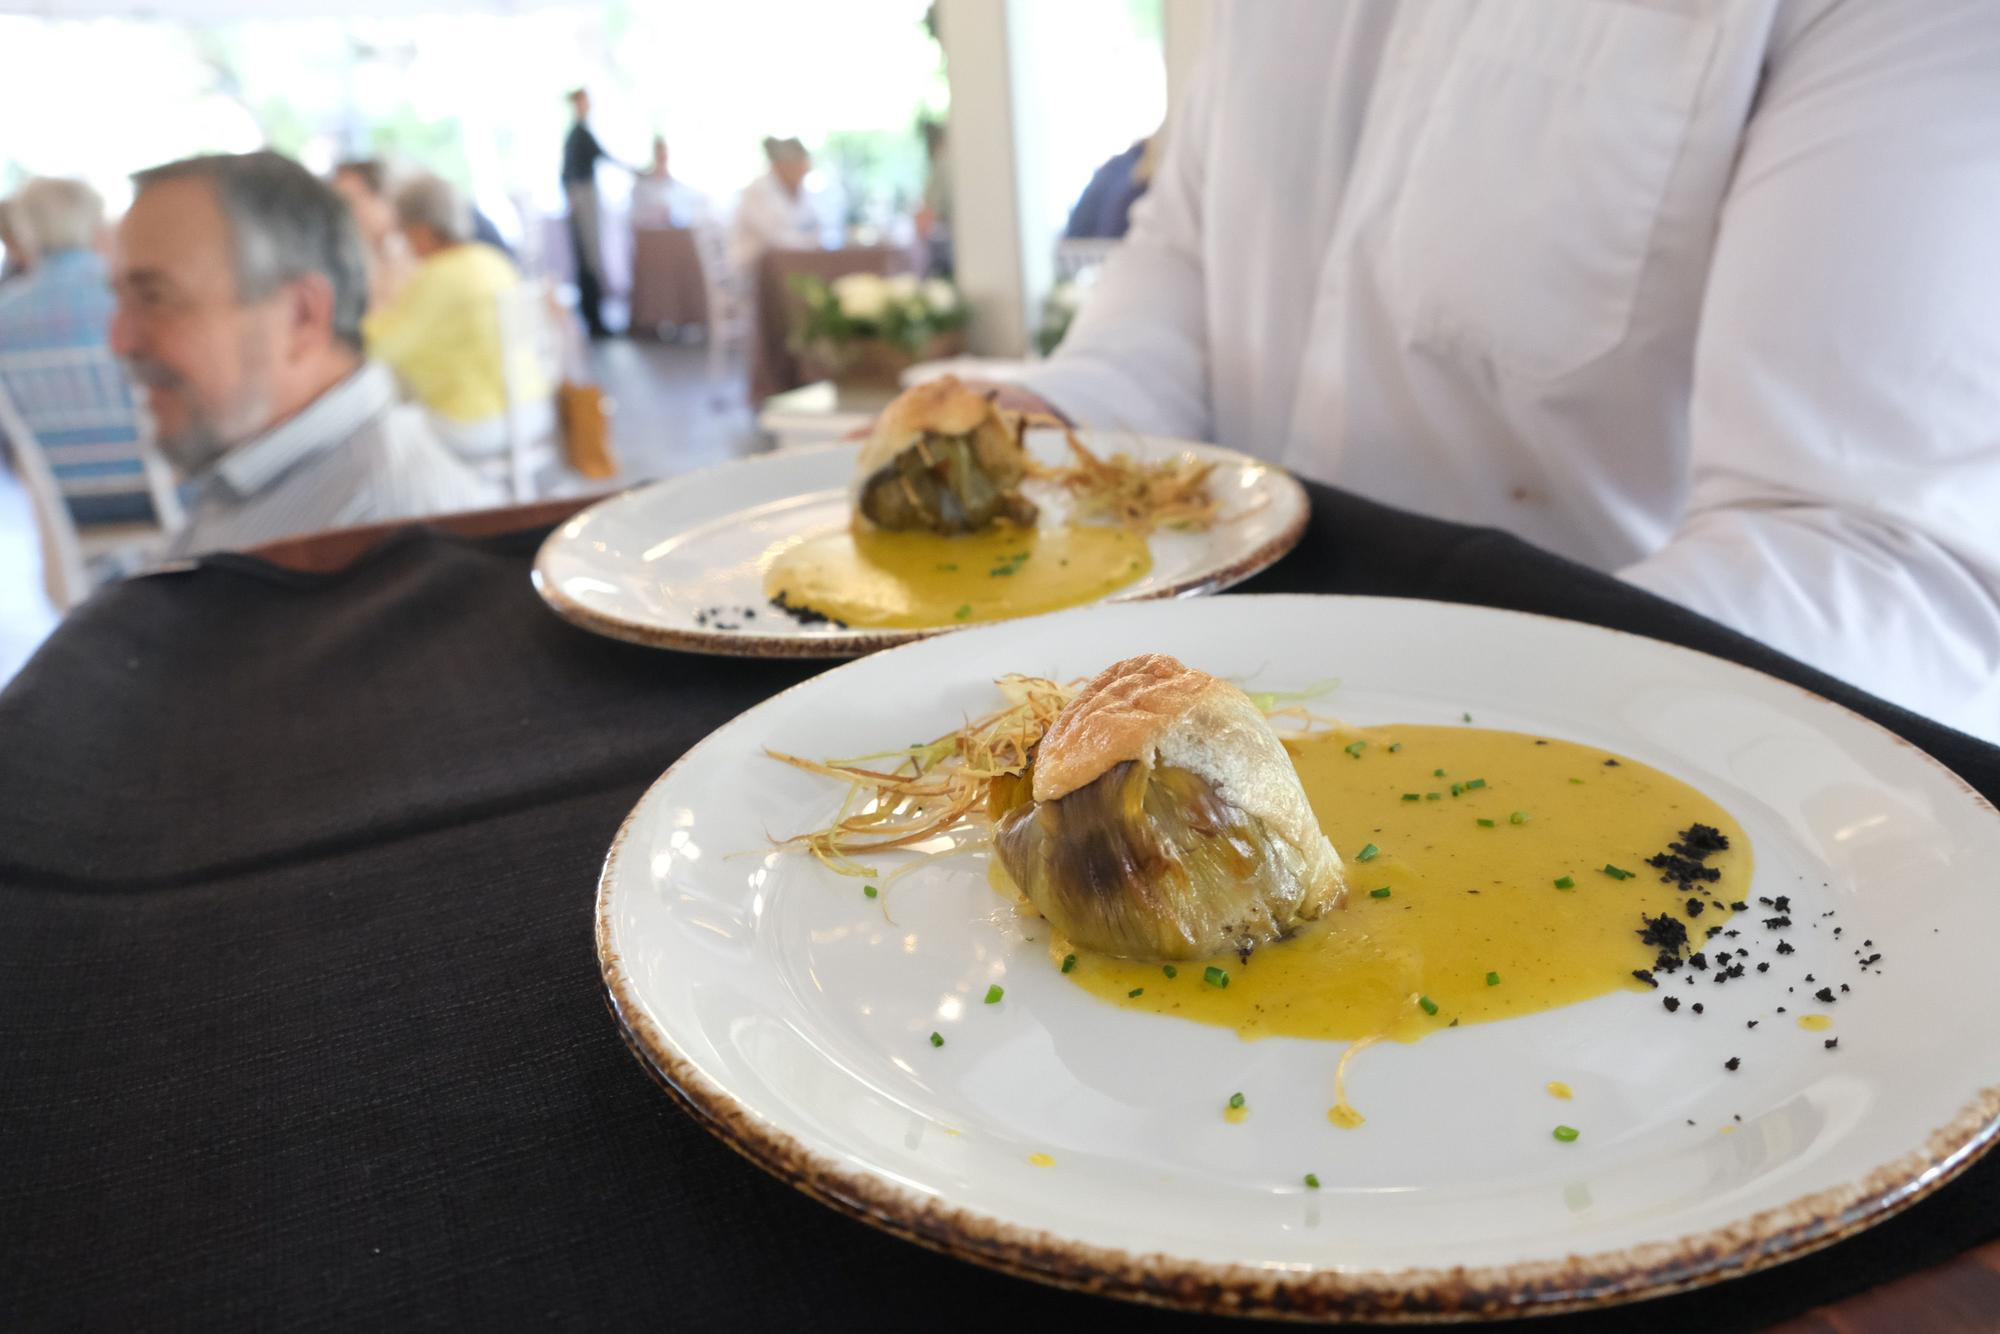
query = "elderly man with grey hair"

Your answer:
(109, 151), (499, 557)
(361, 170), (549, 457)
